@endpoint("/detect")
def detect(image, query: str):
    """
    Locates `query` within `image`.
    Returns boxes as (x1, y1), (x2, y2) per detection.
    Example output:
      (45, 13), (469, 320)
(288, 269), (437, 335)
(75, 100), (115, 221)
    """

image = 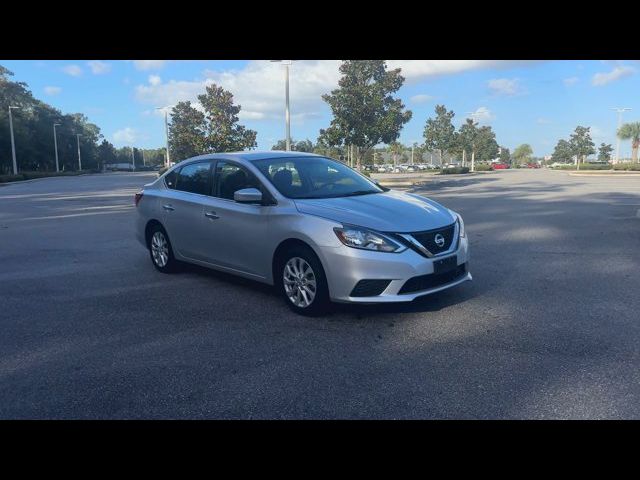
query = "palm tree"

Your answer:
(387, 142), (405, 167)
(617, 122), (640, 162)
